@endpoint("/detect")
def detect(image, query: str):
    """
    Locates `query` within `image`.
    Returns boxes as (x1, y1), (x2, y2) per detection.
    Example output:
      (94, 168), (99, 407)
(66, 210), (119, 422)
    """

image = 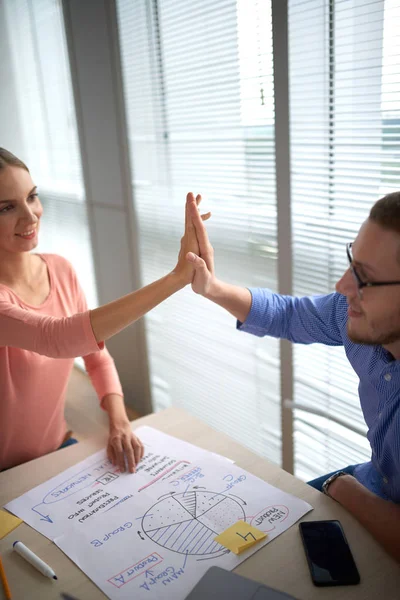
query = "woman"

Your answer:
(0, 148), (209, 473)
